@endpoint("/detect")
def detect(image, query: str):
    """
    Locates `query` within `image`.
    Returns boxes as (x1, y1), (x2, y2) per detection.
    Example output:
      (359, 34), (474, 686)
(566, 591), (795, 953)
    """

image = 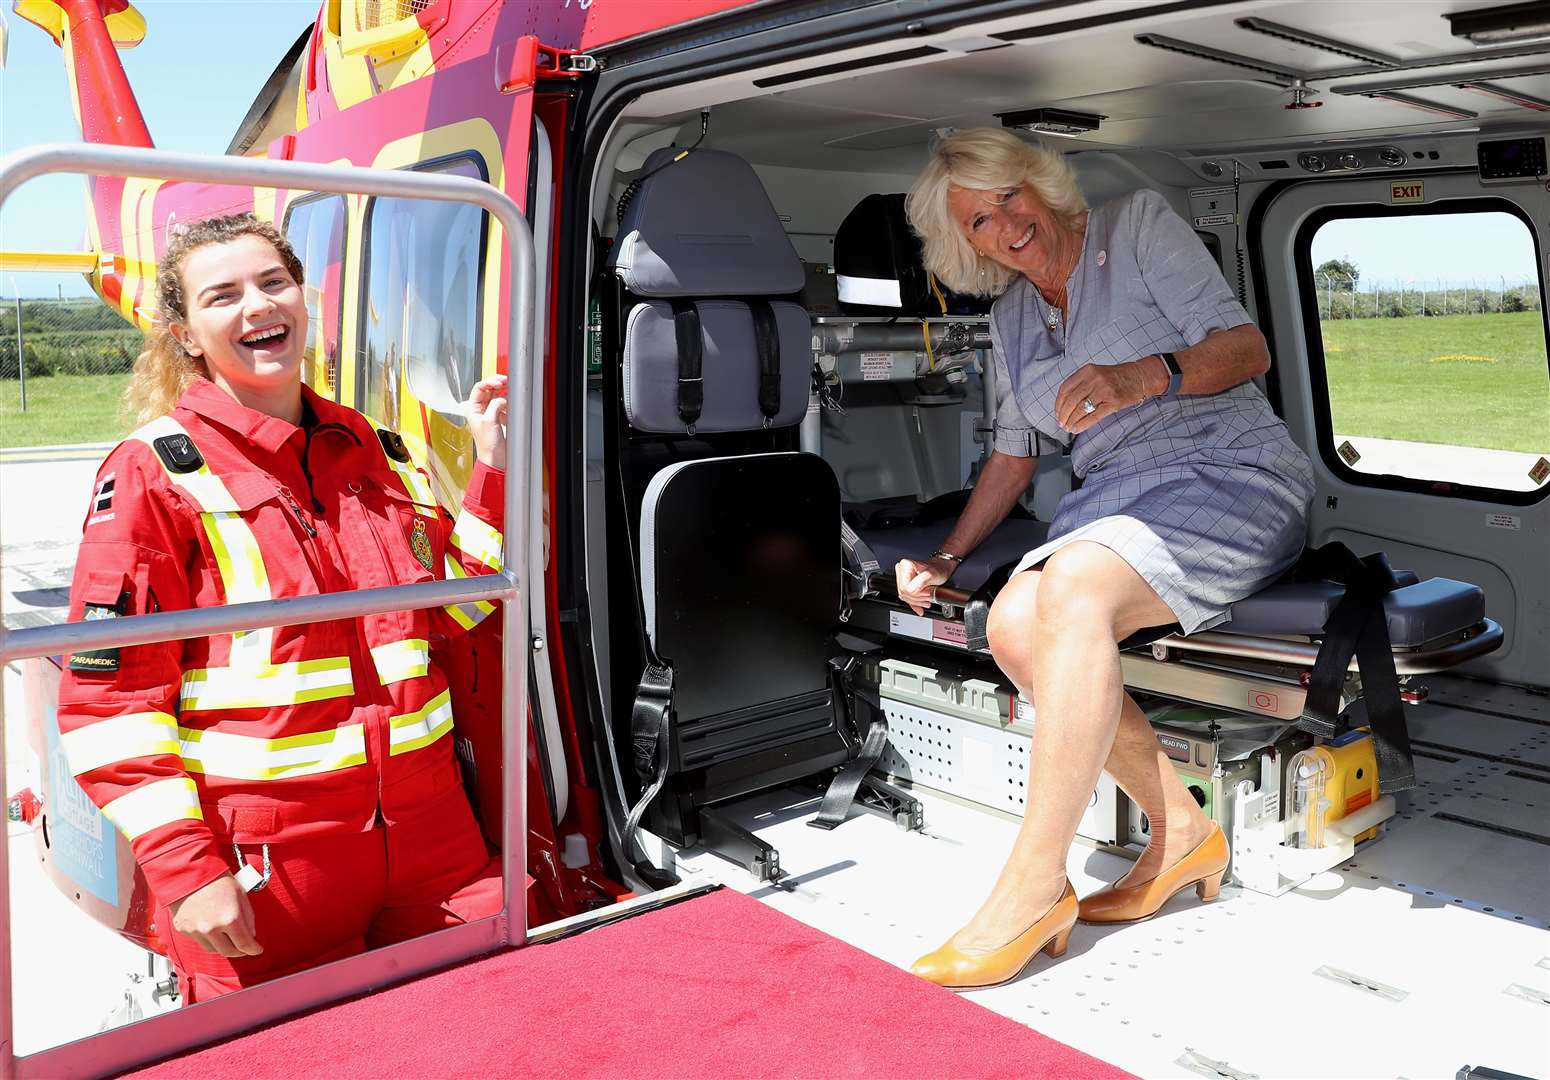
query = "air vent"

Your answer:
(996, 107), (1103, 138)
(1258, 159), (1291, 170)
